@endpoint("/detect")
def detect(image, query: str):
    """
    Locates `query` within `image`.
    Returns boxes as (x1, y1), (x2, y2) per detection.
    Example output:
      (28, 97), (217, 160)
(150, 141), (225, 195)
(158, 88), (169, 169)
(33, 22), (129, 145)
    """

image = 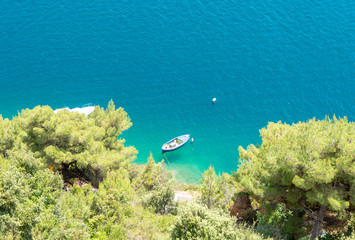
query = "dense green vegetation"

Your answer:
(0, 102), (354, 240)
(236, 117), (355, 240)
(171, 203), (265, 240)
